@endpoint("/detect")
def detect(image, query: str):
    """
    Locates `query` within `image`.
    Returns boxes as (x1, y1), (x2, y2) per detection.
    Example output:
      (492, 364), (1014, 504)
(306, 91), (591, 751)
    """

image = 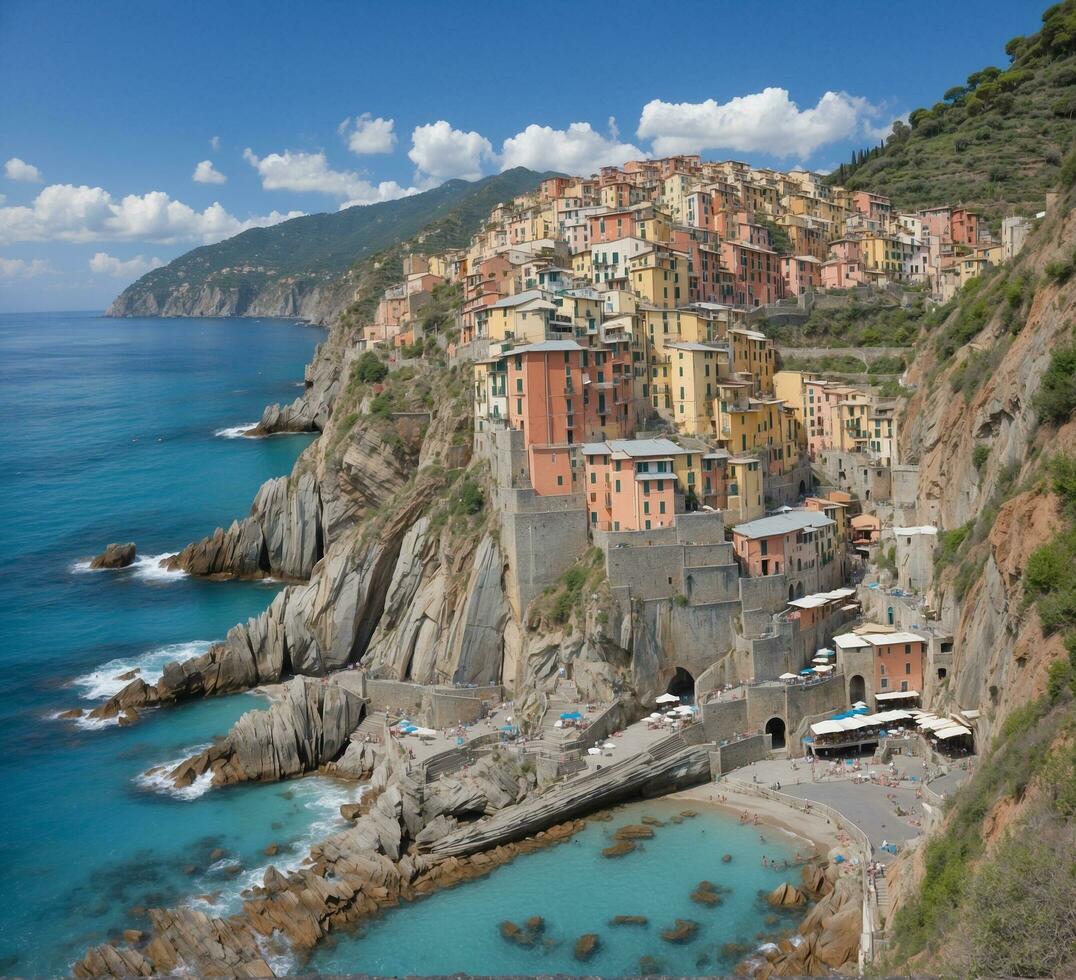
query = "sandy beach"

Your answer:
(669, 781), (844, 863)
